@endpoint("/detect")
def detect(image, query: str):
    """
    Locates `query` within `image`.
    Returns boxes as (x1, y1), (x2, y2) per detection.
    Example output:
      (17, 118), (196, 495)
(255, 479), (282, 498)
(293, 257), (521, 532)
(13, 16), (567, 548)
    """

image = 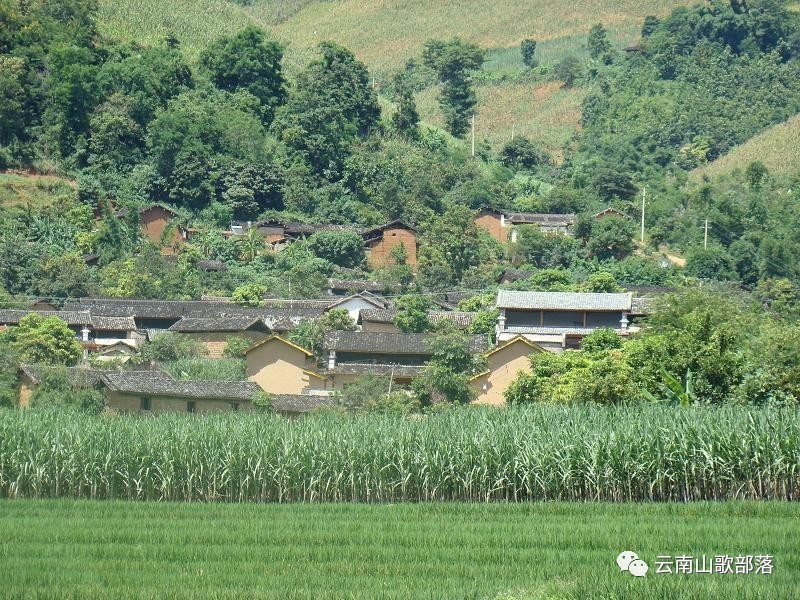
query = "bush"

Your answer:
(499, 136), (552, 170)
(138, 333), (207, 363)
(162, 358), (245, 381)
(224, 336), (254, 357)
(306, 230), (365, 268)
